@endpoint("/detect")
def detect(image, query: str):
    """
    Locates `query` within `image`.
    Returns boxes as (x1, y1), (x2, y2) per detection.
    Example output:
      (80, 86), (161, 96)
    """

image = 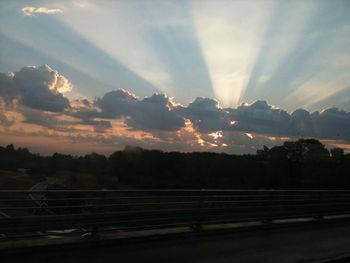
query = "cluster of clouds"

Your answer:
(1, 65), (349, 153)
